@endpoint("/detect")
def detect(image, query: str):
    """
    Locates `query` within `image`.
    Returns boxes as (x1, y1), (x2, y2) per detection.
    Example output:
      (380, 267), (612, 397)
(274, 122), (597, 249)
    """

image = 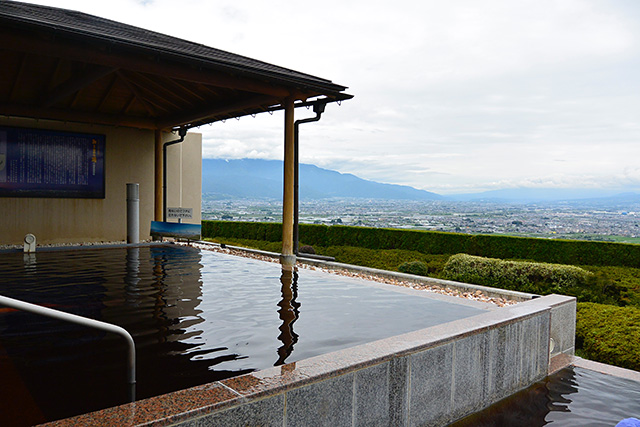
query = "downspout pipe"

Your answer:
(162, 127), (188, 222)
(293, 101), (326, 255)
